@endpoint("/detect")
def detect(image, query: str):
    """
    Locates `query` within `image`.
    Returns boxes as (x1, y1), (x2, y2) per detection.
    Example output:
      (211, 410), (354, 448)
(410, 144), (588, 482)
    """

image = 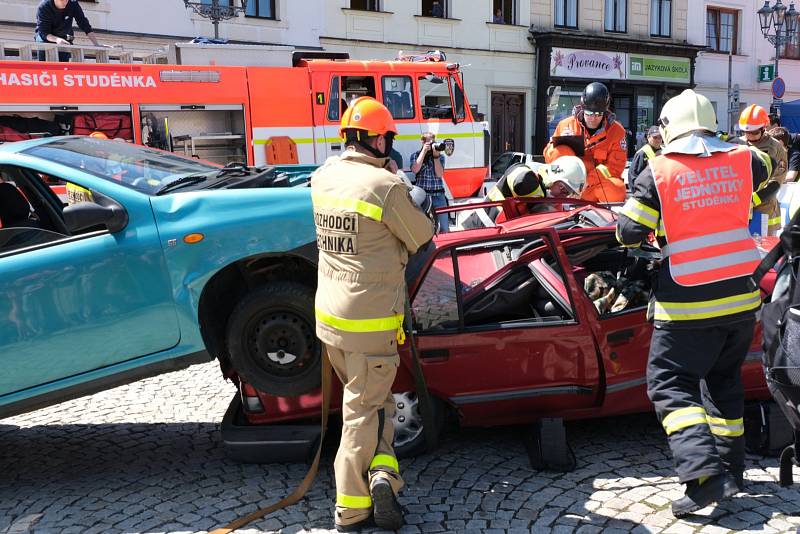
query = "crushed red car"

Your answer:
(221, 198), (777, 463)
